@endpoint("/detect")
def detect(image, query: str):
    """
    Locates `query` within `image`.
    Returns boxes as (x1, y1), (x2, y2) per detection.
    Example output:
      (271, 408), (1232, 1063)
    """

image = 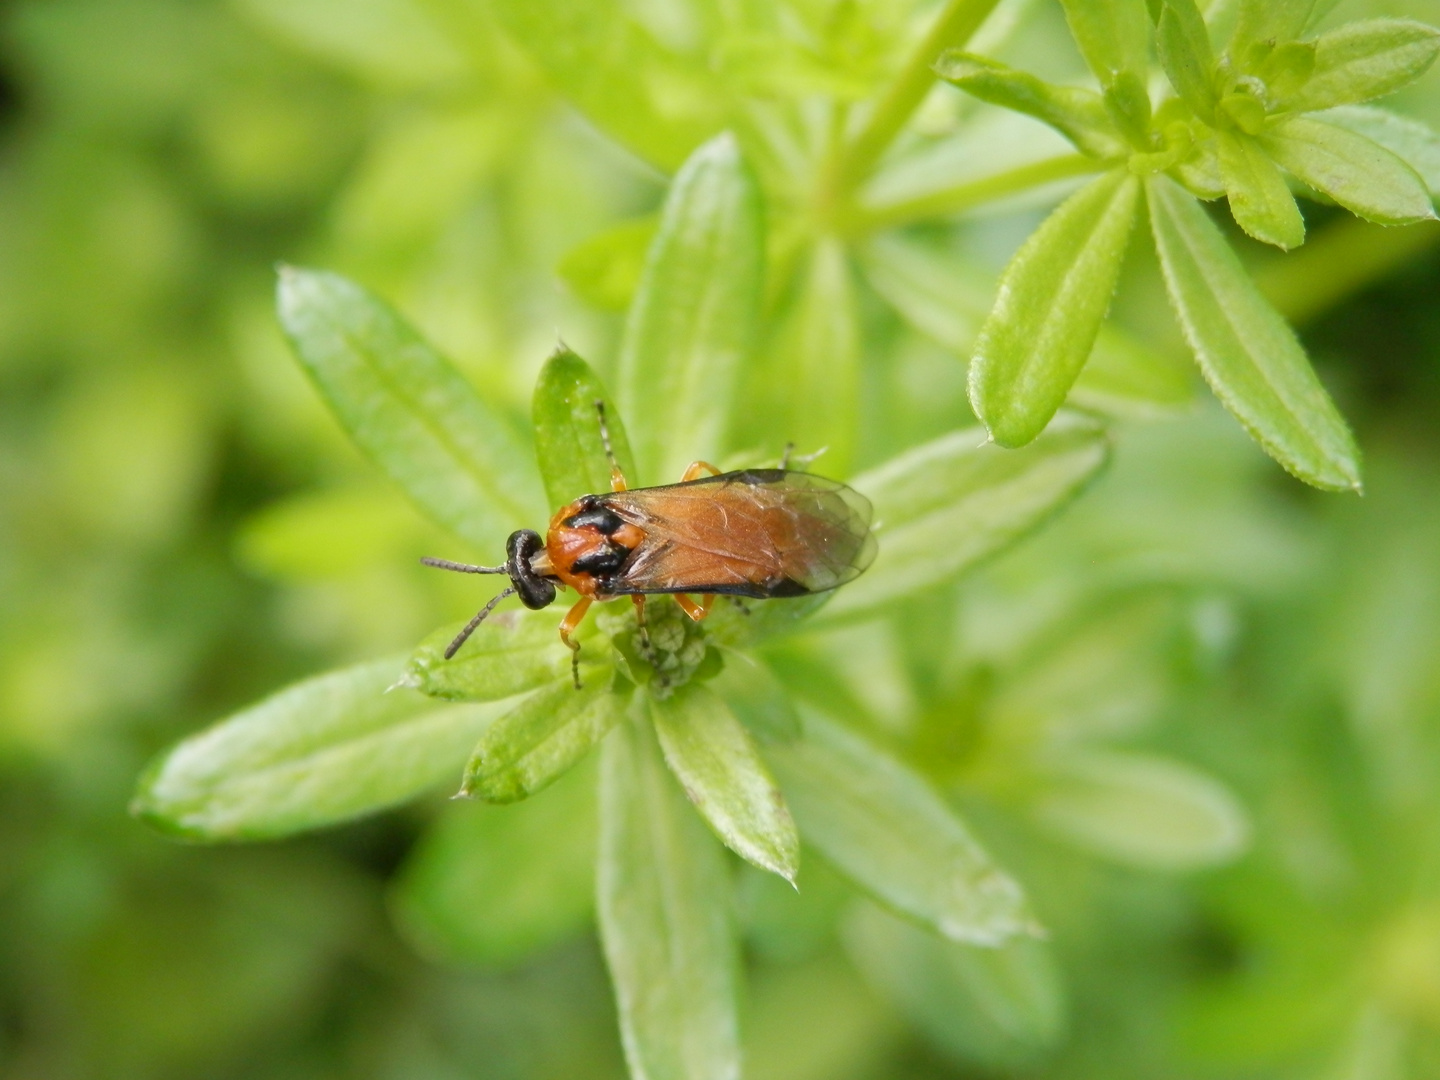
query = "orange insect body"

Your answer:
(423, 413), (875, 686)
